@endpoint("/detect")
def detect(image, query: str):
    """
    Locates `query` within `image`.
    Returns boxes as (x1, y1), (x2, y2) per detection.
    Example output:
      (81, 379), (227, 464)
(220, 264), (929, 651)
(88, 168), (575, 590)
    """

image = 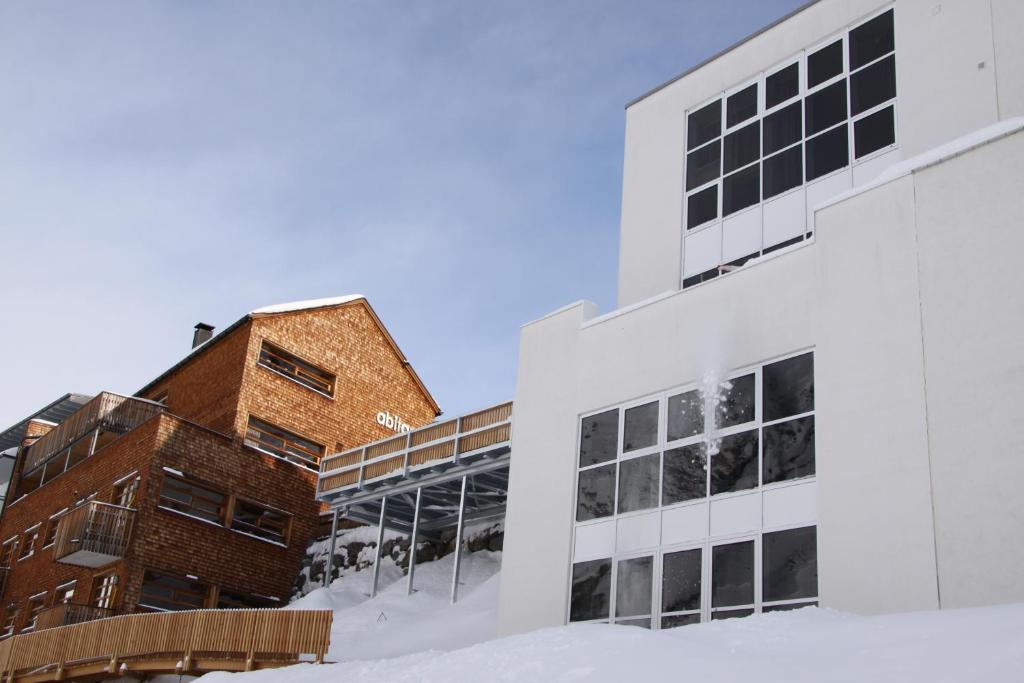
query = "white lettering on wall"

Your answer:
(376, 411), (411, 433)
